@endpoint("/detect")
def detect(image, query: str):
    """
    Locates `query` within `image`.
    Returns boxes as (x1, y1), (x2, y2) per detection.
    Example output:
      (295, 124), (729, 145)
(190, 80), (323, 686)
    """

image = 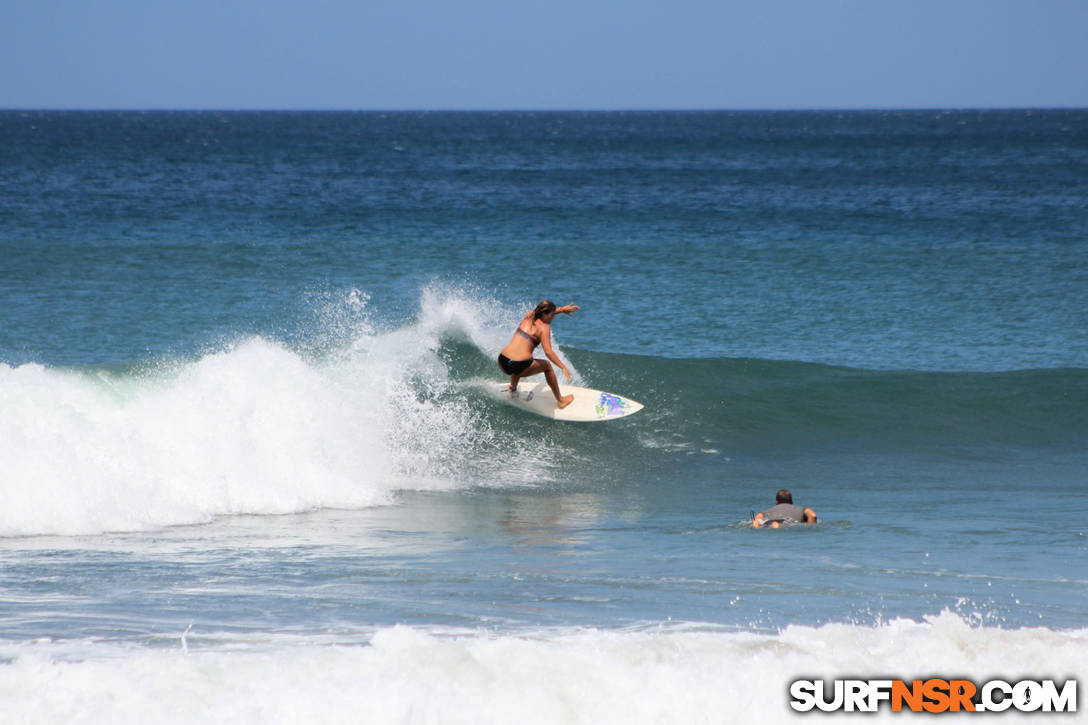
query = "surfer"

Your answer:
(751, 489), (818, 528)
(498, 300), (579, 409)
